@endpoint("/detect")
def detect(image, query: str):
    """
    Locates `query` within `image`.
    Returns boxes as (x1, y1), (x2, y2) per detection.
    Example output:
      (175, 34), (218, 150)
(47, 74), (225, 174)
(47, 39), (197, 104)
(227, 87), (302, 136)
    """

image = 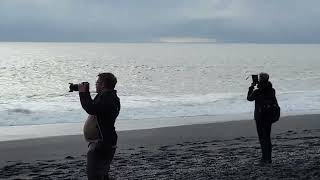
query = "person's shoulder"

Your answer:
(101, 90), (119, 100)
